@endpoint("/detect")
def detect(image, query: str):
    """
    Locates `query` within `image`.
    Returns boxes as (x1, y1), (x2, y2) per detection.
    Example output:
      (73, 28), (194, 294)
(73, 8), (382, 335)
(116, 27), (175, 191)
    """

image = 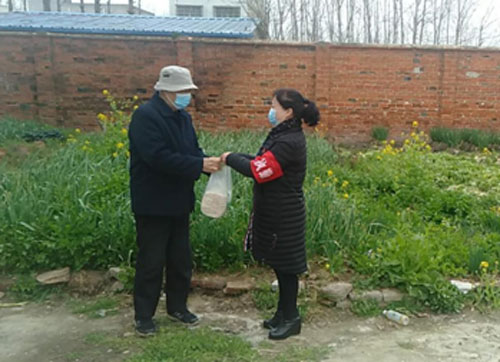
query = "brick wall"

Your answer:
(1, 32), (499, 142)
